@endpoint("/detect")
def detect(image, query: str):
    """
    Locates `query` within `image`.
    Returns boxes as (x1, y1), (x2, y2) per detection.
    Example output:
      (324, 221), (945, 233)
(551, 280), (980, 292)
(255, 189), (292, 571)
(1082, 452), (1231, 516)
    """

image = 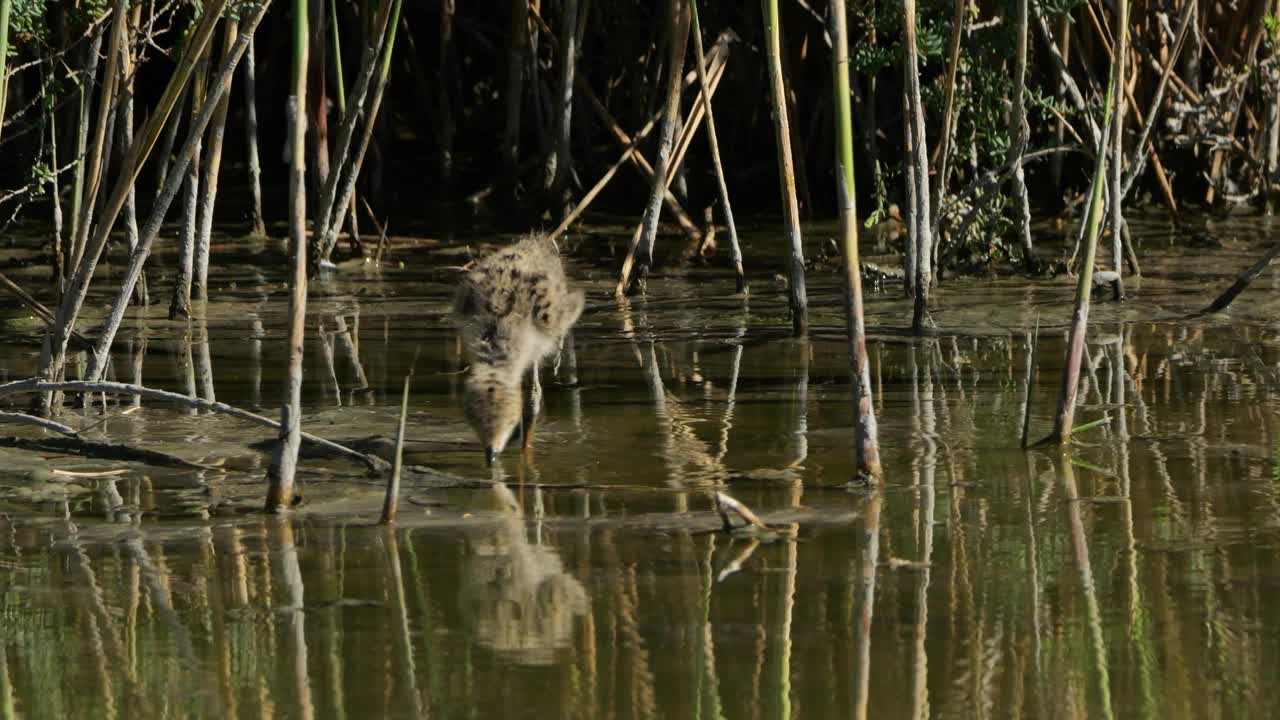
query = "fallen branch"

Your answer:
(0, 411), (78, 436)
(0, 435), (211, 469)
(0, 378), (389, 473)
(1200, 242), (1280, 315)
